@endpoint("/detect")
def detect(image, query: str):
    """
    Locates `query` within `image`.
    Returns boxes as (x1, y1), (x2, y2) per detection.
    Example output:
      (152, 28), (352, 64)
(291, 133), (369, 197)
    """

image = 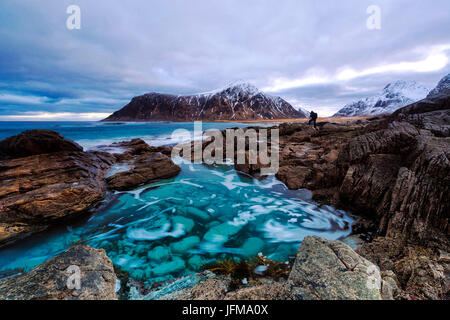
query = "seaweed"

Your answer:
(203, 255), (292, 290)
